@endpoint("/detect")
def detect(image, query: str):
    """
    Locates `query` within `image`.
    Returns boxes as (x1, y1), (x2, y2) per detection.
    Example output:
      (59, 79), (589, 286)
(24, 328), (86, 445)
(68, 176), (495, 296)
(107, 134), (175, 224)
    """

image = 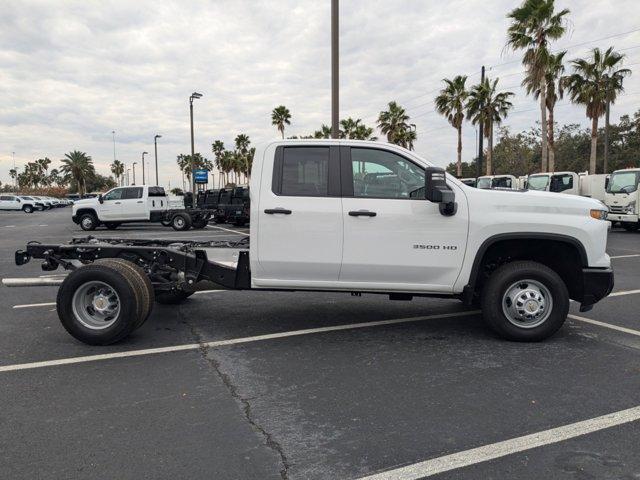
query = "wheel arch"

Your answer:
(76, 208), (98, 218)
(465, 233), (588, 303)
